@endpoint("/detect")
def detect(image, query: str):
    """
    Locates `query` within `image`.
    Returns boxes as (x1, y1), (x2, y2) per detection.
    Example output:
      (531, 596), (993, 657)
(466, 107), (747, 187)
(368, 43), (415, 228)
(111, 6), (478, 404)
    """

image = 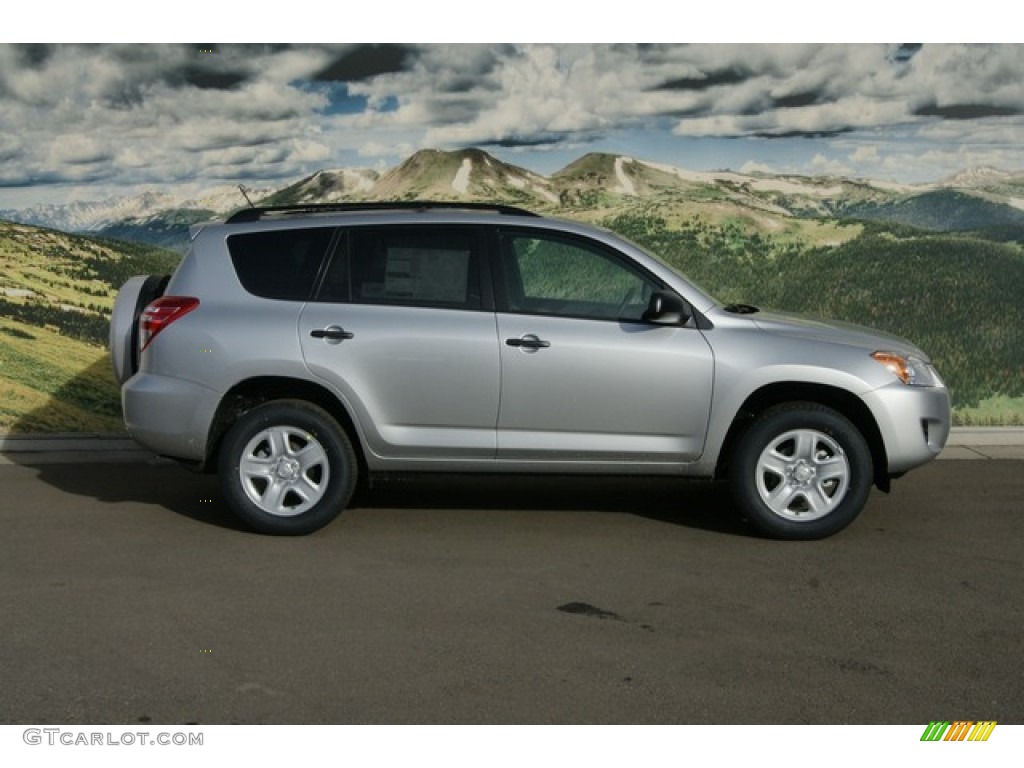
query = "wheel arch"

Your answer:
(715, 382), (890, 491)
(204, 376), (366, 476)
